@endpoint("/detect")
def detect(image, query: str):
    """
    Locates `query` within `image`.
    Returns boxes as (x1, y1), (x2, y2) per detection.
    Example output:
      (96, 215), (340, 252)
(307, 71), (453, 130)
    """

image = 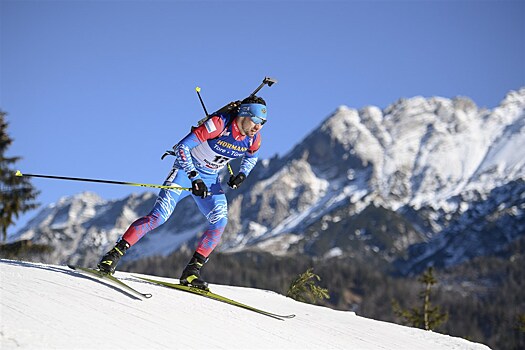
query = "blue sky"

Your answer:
(2, 0), (524, 236)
